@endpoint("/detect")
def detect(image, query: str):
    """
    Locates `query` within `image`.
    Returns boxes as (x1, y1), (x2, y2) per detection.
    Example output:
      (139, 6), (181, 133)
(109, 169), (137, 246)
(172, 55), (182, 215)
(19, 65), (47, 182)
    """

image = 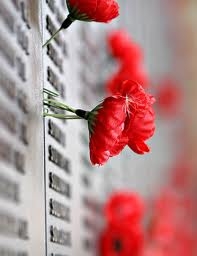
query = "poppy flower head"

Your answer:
(88, 80), (155, 165)
(43, 0), (119, 48)
(67, 0), (119, 22)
